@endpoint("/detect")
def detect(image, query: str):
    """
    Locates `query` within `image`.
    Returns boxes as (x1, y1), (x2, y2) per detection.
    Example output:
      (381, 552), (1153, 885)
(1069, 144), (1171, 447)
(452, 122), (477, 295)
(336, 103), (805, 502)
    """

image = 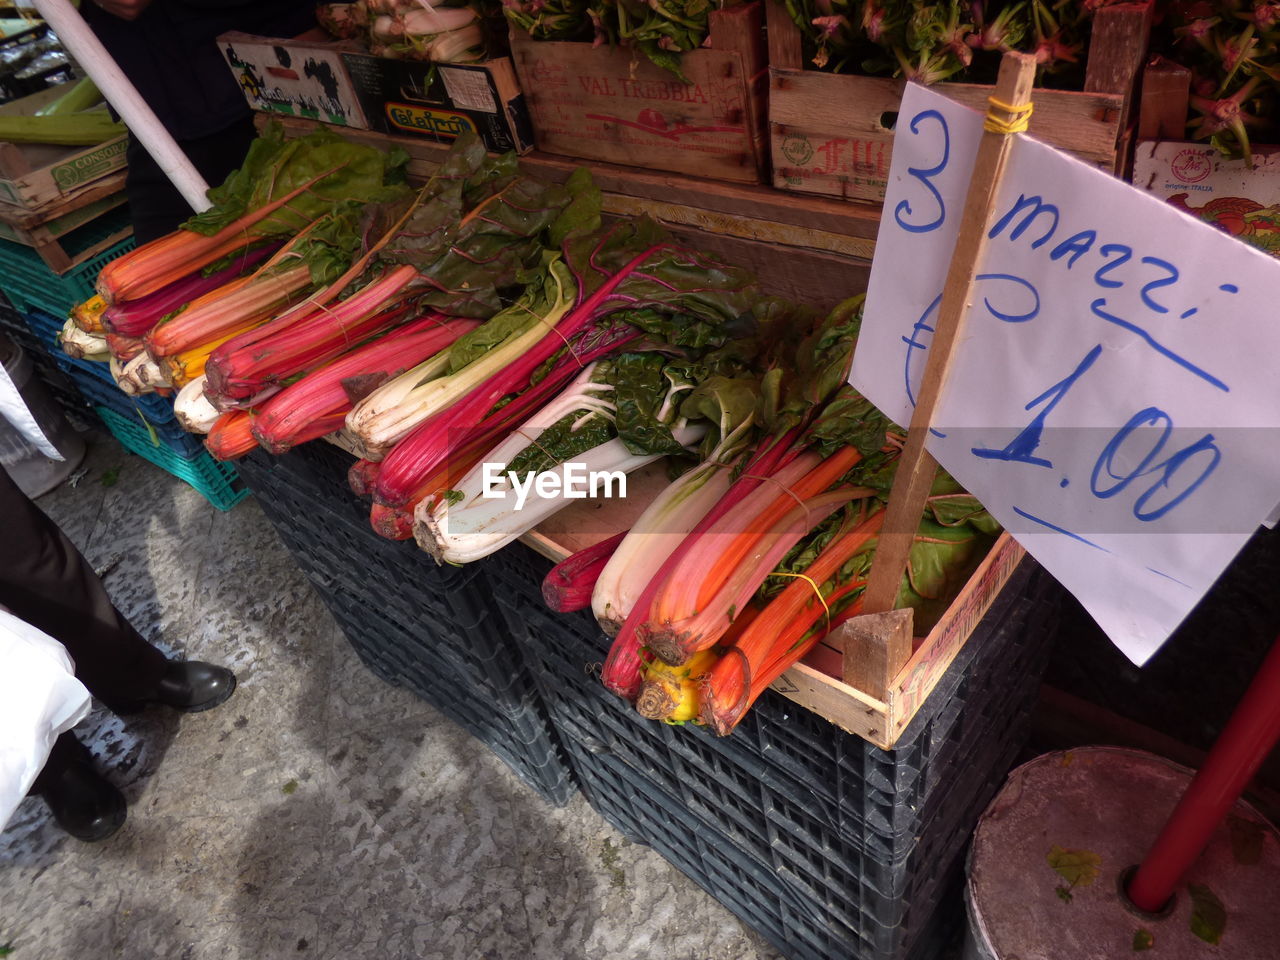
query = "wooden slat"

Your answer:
(838, 608), (913, 703)
(507, 3), (767, 184)
(765, 0), (803, 71)
(265, 114), (886, 246)
(771, 70), (1124, 164)
(1082, 1), (1154, 138)
(862, 53), (1037, 615)
(1137, 57), (1192, 141)
(0, 171), (127, 232)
